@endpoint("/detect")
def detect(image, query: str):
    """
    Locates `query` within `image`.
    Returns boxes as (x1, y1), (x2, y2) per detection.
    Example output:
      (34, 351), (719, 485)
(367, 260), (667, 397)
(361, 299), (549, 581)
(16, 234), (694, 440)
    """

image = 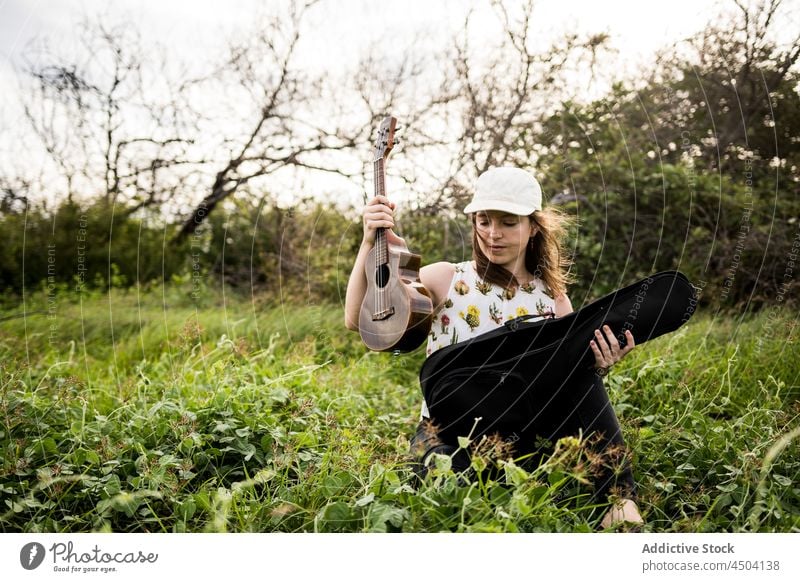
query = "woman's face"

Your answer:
(474, 210), (538, 264)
